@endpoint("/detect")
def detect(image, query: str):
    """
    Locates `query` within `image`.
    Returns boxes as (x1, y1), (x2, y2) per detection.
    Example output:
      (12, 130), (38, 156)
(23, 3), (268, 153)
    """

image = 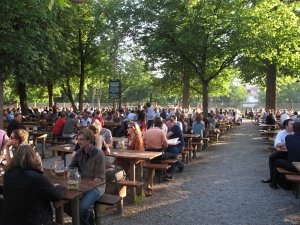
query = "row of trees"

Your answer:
(1, 0), (300, 119)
